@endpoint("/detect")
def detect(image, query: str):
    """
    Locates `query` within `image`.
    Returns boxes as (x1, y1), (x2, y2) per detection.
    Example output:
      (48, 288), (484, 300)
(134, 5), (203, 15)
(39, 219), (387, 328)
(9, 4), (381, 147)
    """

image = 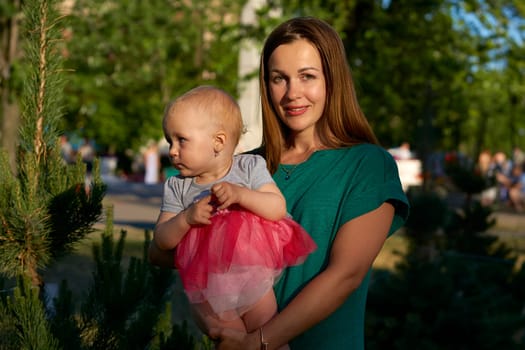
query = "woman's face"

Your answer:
(267, 39), (326, 136)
